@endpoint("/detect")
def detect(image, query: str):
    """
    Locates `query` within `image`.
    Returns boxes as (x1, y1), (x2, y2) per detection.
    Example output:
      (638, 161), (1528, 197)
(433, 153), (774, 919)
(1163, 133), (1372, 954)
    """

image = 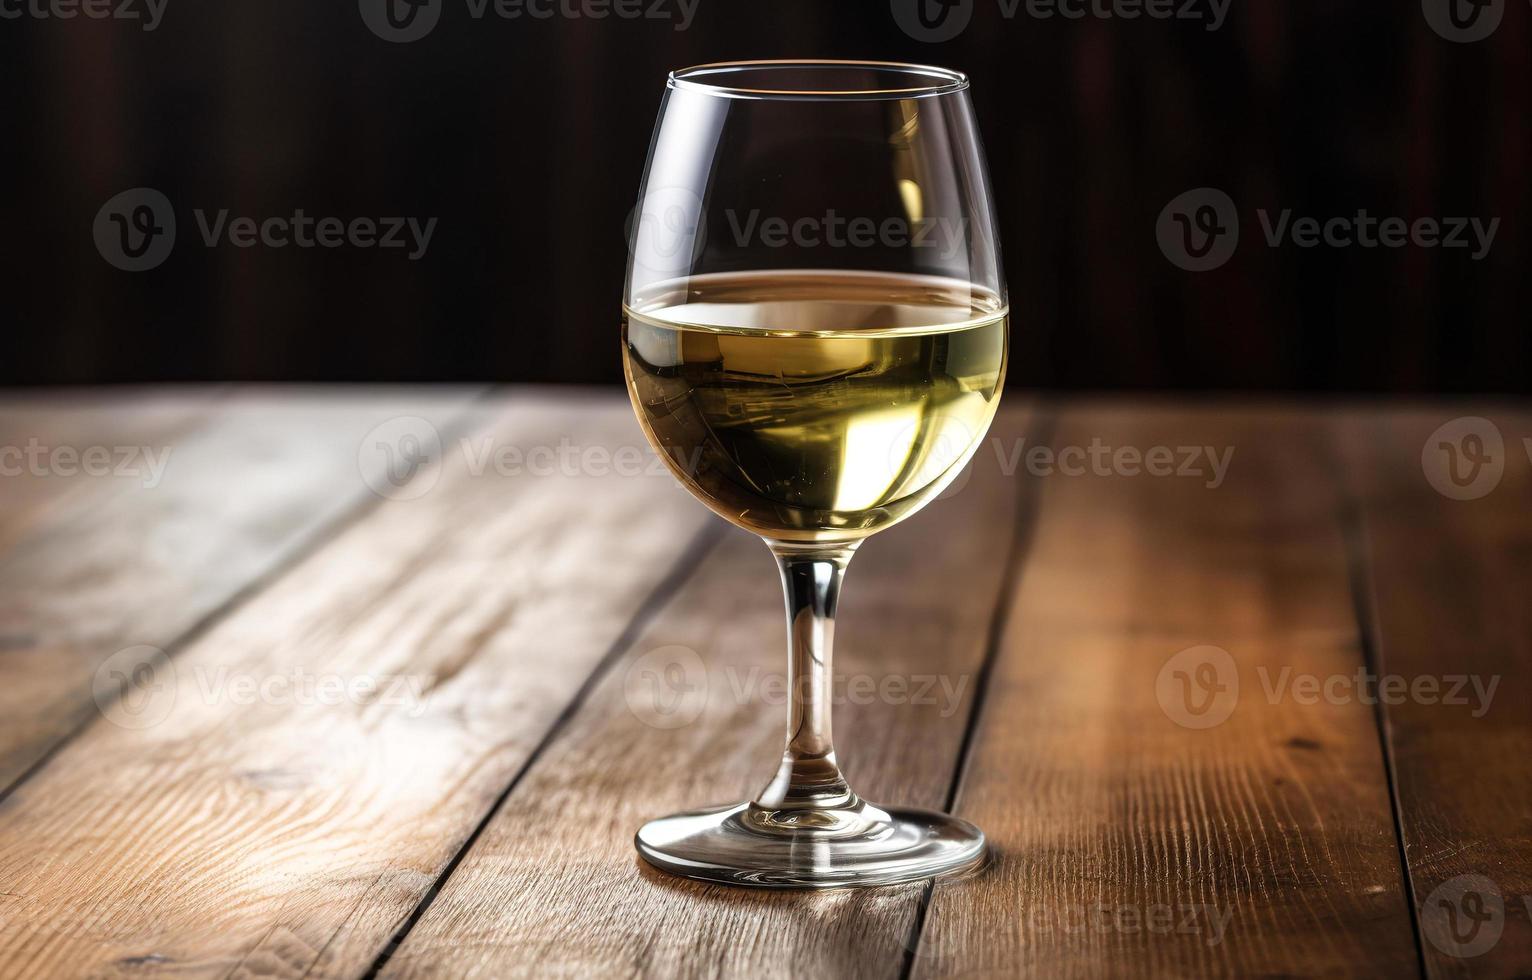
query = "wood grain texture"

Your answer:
(0, 389), (216, 552)
(0, 387), (484, 792)
(375, 405), (1036, 980)
(1339, 408), (1532, 978)
(913, 405), (1419, 978)
(0, 392), (710, 979)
